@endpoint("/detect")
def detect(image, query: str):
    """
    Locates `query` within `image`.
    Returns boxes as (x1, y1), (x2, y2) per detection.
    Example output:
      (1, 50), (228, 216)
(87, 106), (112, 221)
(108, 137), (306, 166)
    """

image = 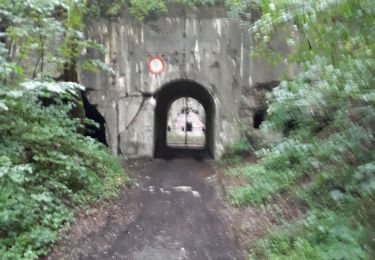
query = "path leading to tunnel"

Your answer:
(47, 159), (244, 260)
